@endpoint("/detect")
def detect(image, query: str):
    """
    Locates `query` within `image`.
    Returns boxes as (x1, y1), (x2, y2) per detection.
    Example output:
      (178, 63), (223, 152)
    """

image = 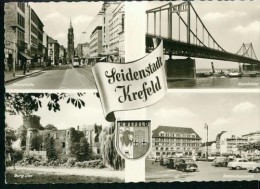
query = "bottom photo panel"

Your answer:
(5, 92), (125, 184)
(145, 91), (260, 182)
